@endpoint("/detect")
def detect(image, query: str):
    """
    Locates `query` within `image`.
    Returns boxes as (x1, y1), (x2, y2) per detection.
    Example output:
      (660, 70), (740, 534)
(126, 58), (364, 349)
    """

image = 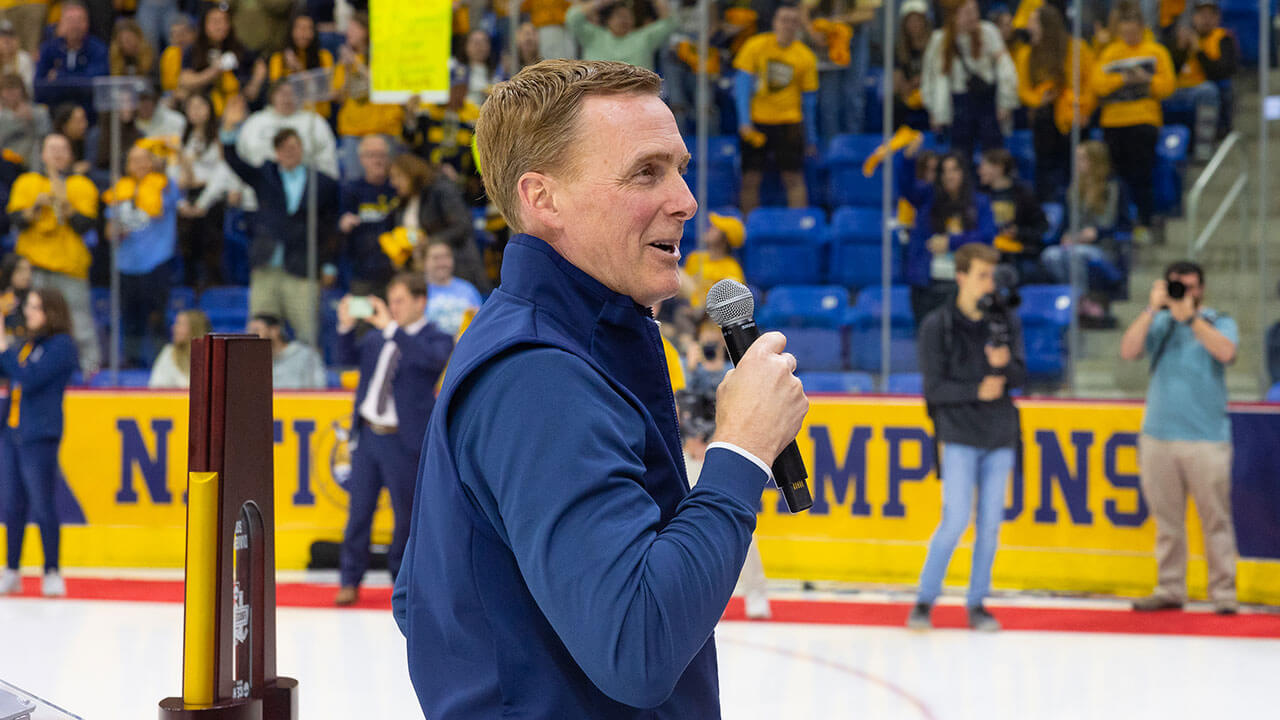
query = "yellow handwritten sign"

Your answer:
(369, 0), (452, 104)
